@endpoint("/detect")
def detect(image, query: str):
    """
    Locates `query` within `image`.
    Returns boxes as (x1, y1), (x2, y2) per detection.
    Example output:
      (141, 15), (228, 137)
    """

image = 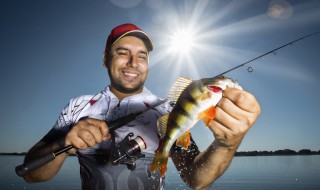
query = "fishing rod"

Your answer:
(206, 32), (320, 81)
(14, 32), (319, 177)
(15, 99), (167, 177)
